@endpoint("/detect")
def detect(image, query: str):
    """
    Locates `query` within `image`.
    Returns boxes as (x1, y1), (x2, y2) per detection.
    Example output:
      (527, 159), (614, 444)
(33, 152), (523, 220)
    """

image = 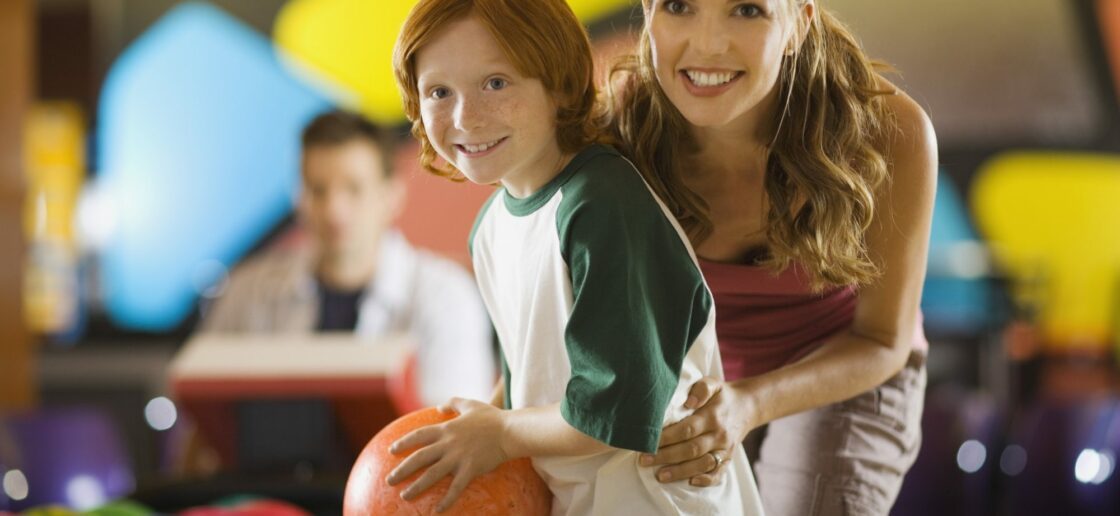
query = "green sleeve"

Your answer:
(556, 151), (712, 453)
